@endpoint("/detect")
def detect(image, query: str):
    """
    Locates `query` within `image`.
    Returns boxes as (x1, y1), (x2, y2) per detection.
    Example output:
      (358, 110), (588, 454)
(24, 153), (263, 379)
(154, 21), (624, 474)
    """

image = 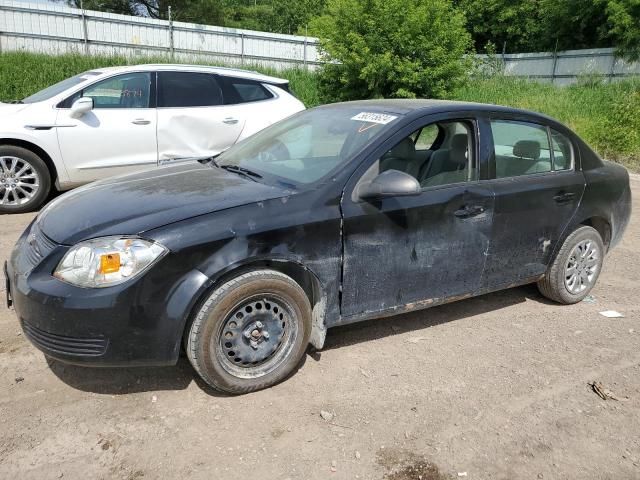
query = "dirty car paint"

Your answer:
(6, 99), (632, 366)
